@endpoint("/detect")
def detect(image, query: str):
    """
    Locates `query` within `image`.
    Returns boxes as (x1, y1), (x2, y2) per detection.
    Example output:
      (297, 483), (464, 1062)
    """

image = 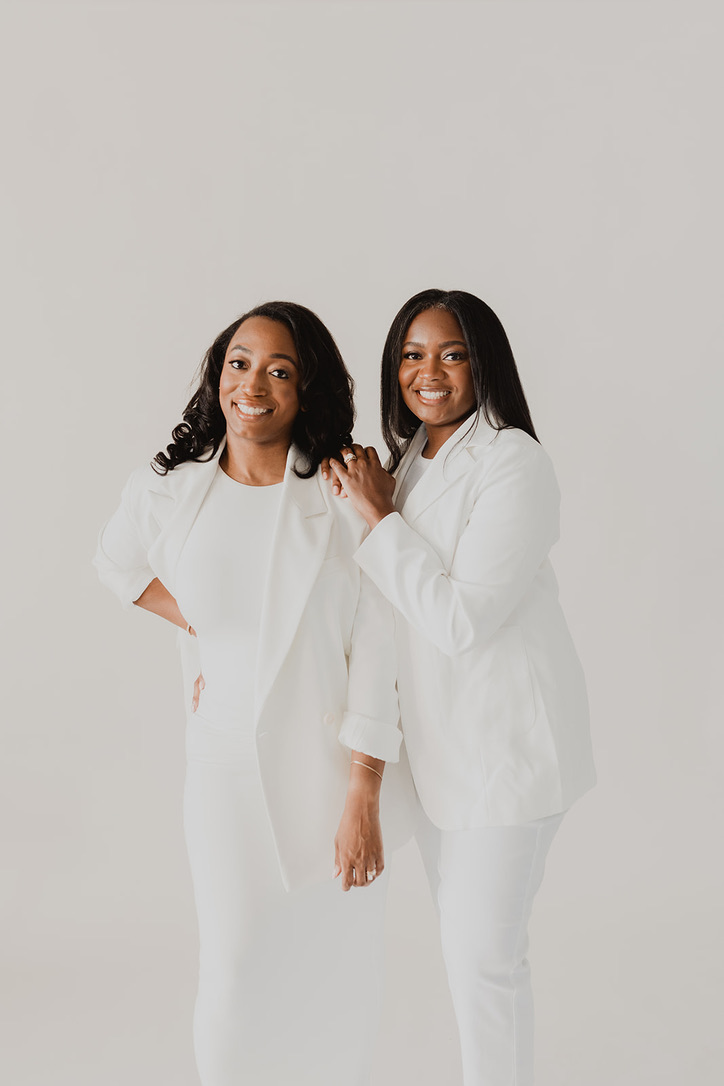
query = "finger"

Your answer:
(350, 443), (366, 459)
(365, 446), (382, 465)
(341, 864), (354, 892)
(321, 456), (331, 480)
(200, 675), (206, 690)
(328, 458), (347, 478)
